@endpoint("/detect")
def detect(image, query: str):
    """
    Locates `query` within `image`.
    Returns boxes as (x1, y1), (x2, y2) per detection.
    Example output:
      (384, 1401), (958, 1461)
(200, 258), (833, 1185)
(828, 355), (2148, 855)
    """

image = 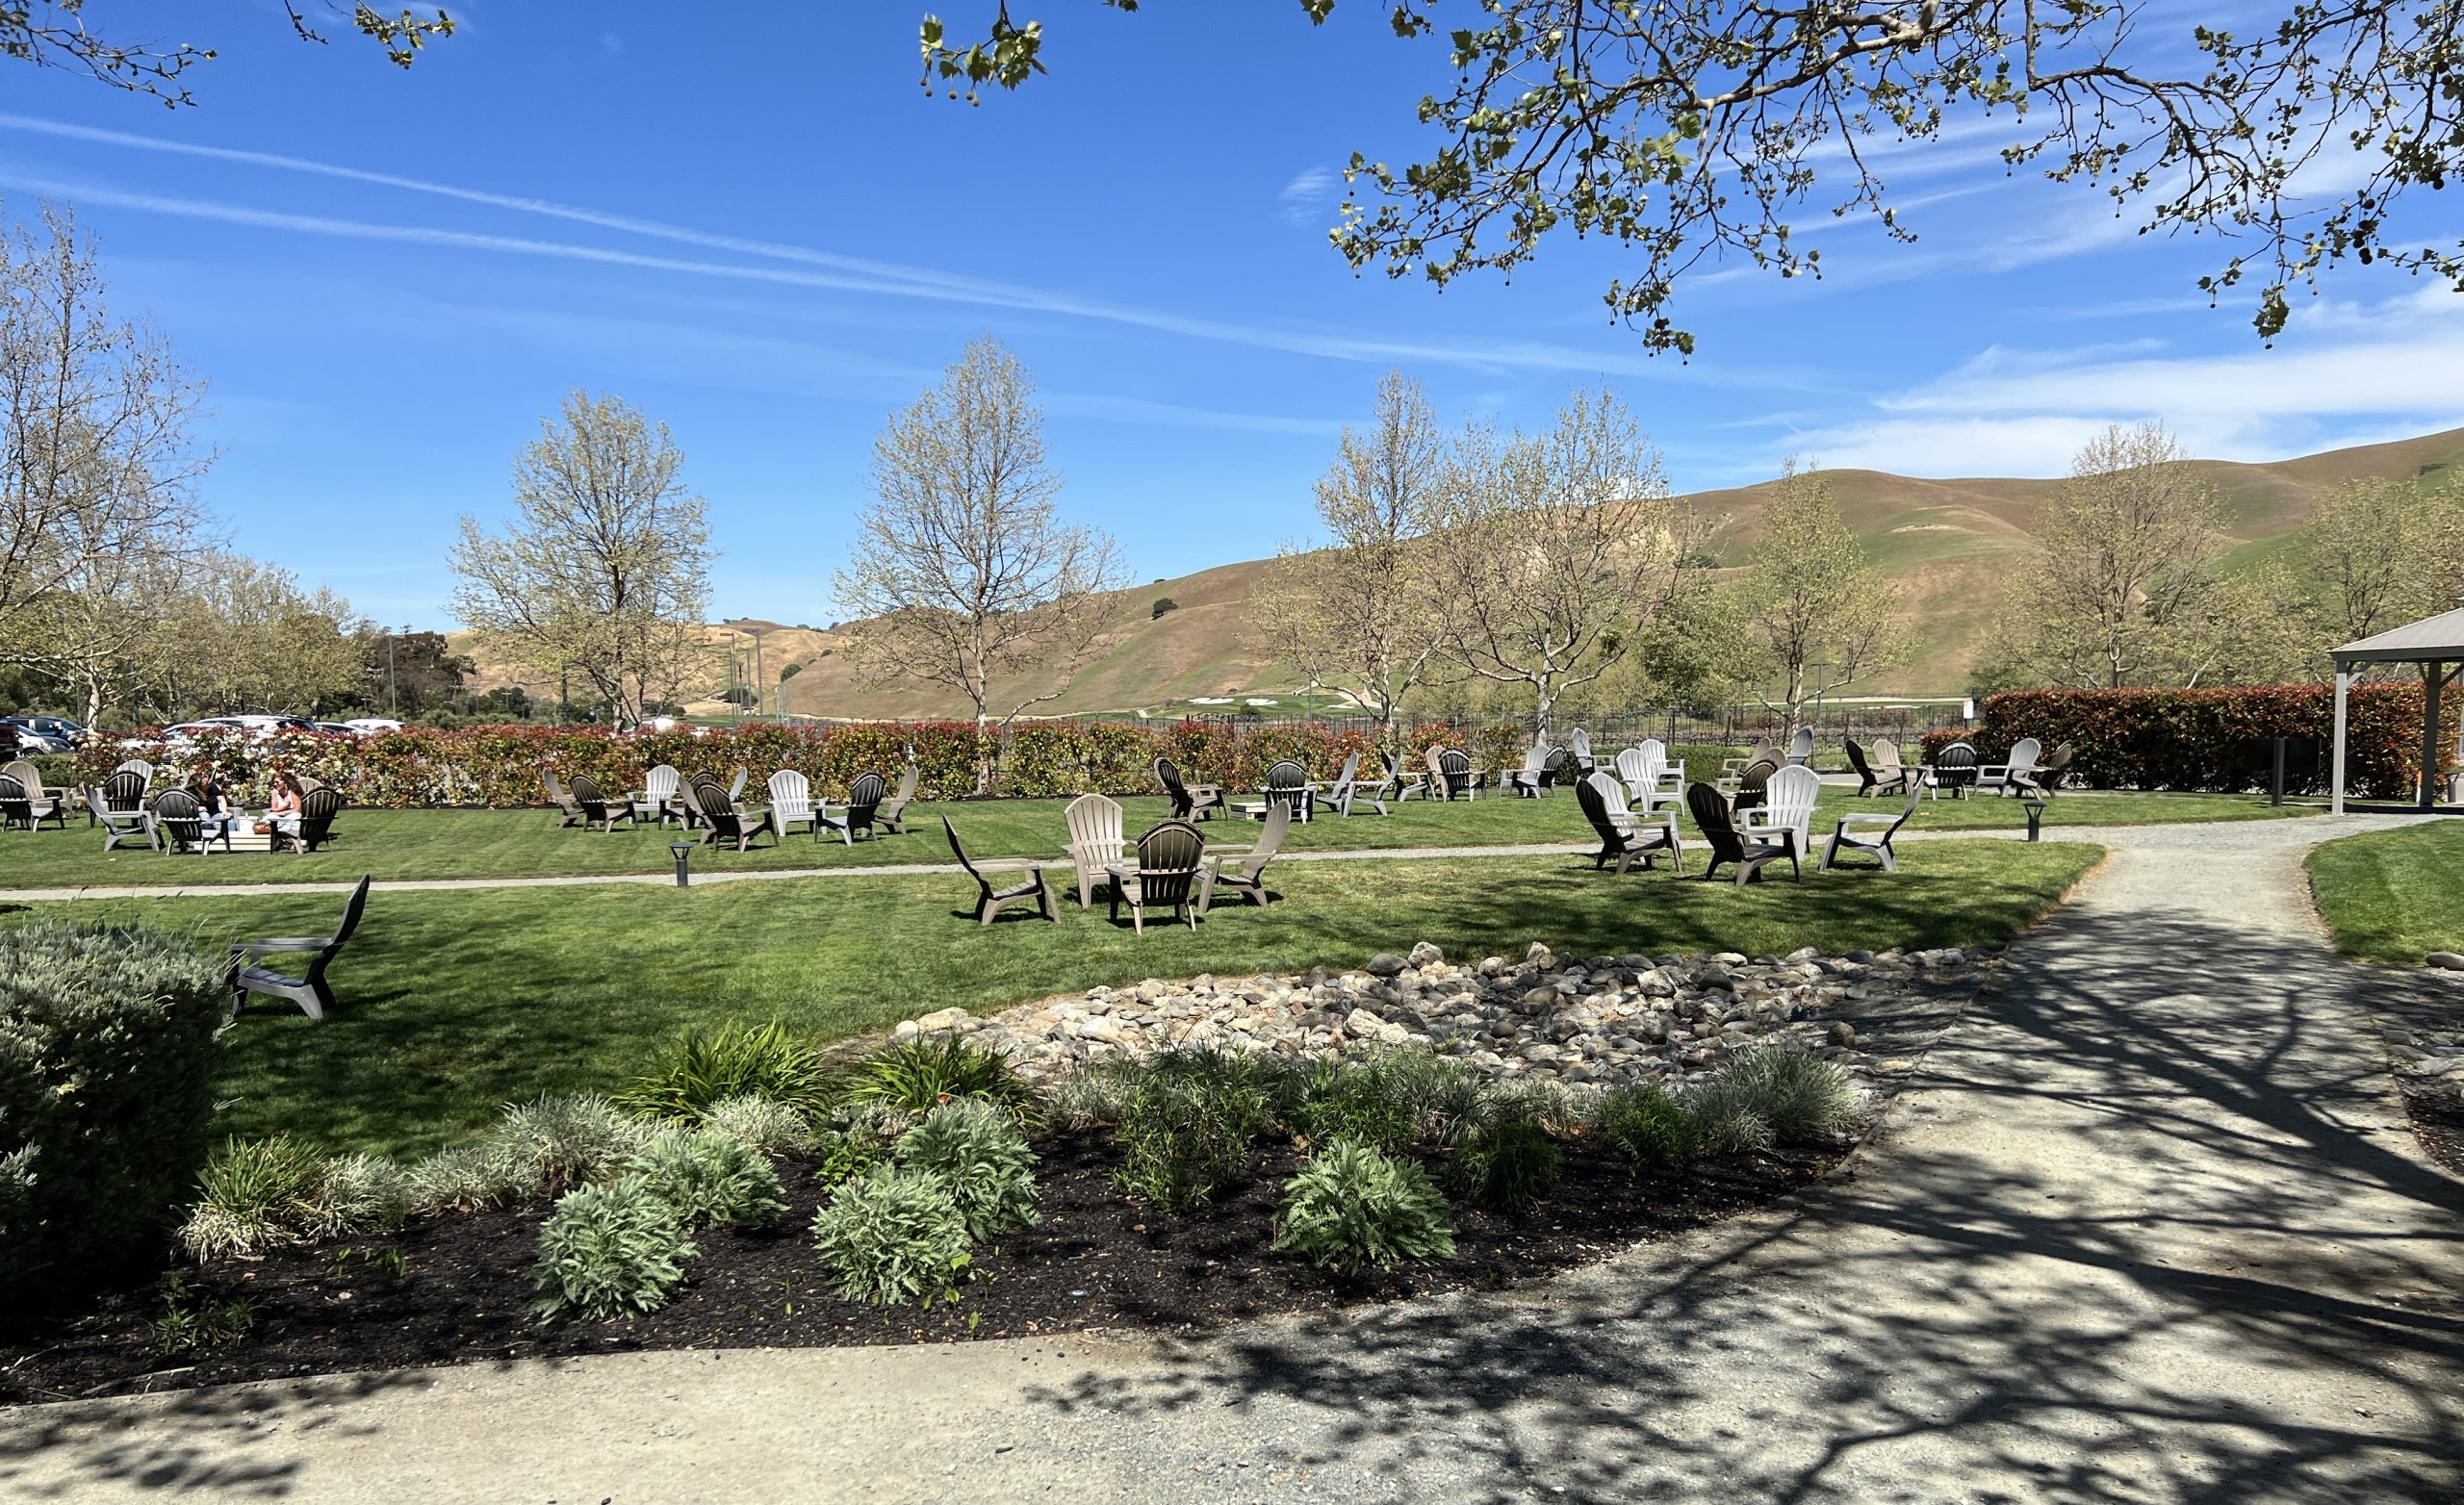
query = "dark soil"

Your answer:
(0, 1135), (1830, 1405)
(2362, 972), (2464, 1177)
(2395, 1080), (2464, 1175)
